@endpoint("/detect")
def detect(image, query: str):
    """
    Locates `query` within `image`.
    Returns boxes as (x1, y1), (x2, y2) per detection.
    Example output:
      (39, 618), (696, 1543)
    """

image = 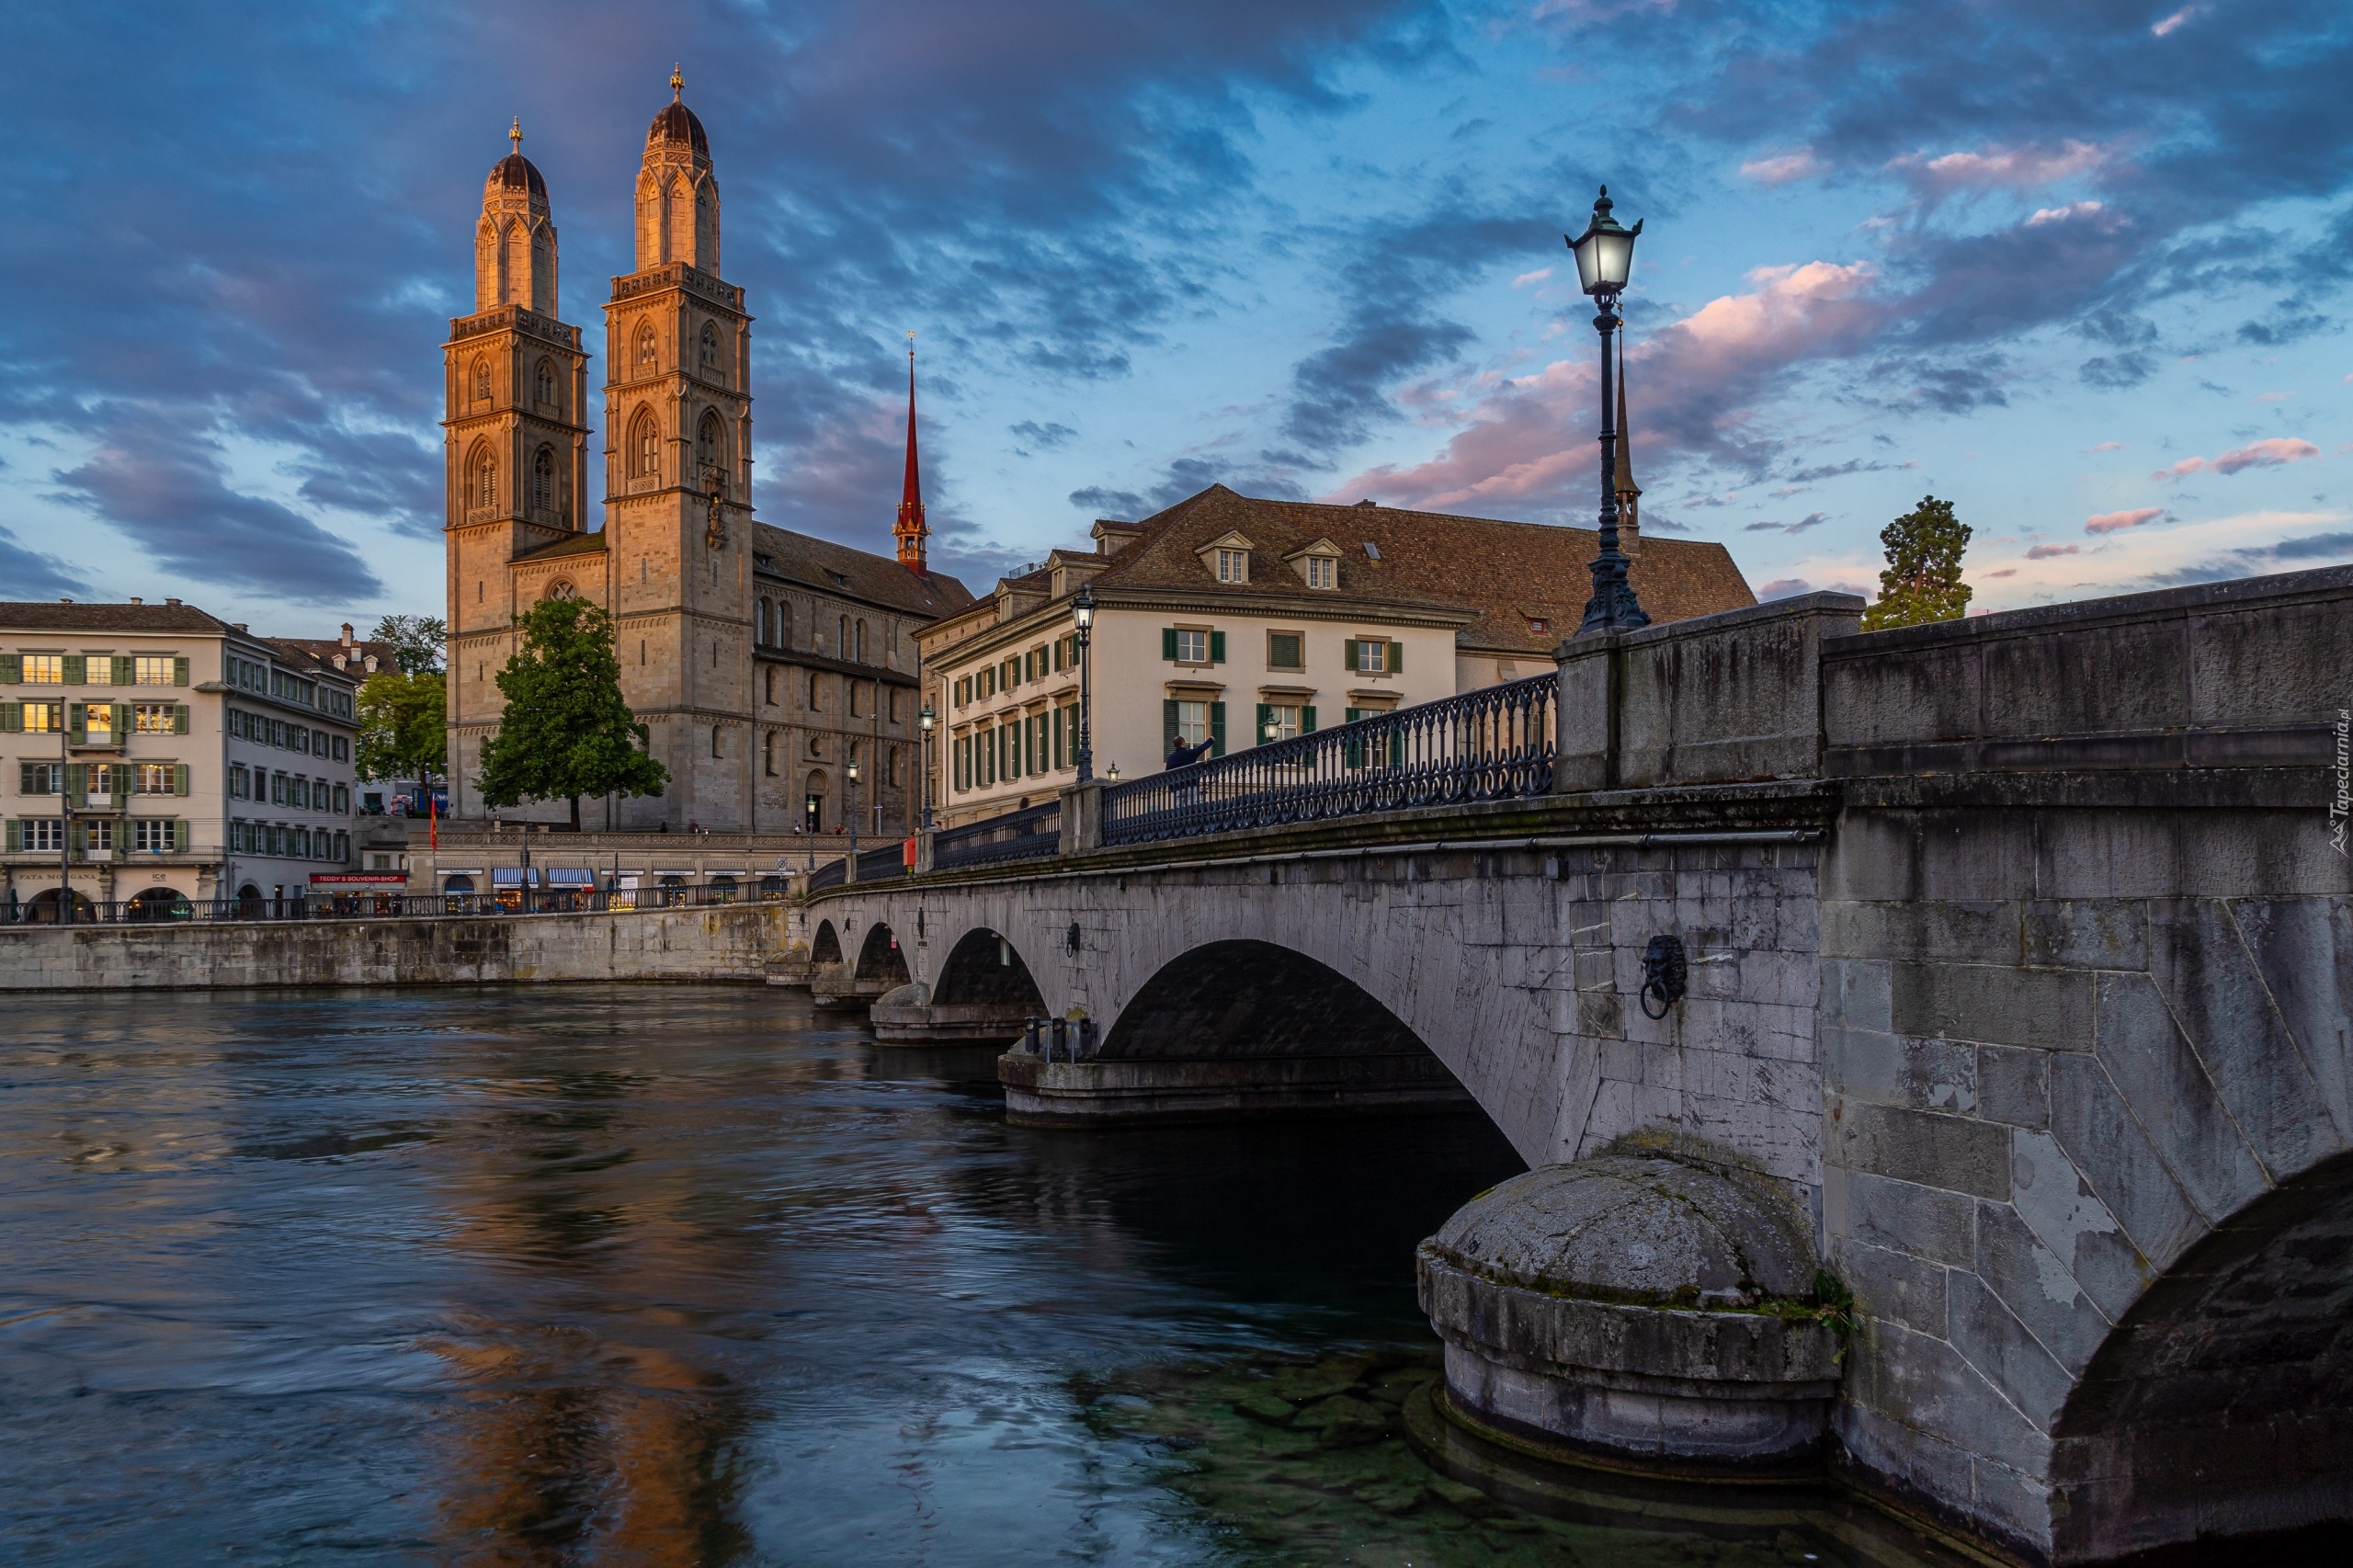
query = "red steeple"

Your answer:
(894, 335), (929, 575)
